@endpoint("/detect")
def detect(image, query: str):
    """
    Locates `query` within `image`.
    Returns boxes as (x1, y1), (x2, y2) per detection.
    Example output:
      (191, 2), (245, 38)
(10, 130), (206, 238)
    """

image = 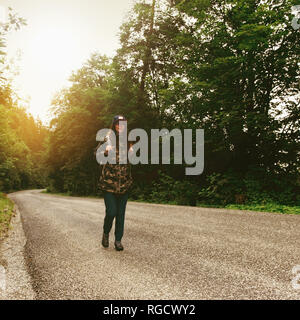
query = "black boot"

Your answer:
(102, 232), (109, 248)
(114, 241), (124, 251)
